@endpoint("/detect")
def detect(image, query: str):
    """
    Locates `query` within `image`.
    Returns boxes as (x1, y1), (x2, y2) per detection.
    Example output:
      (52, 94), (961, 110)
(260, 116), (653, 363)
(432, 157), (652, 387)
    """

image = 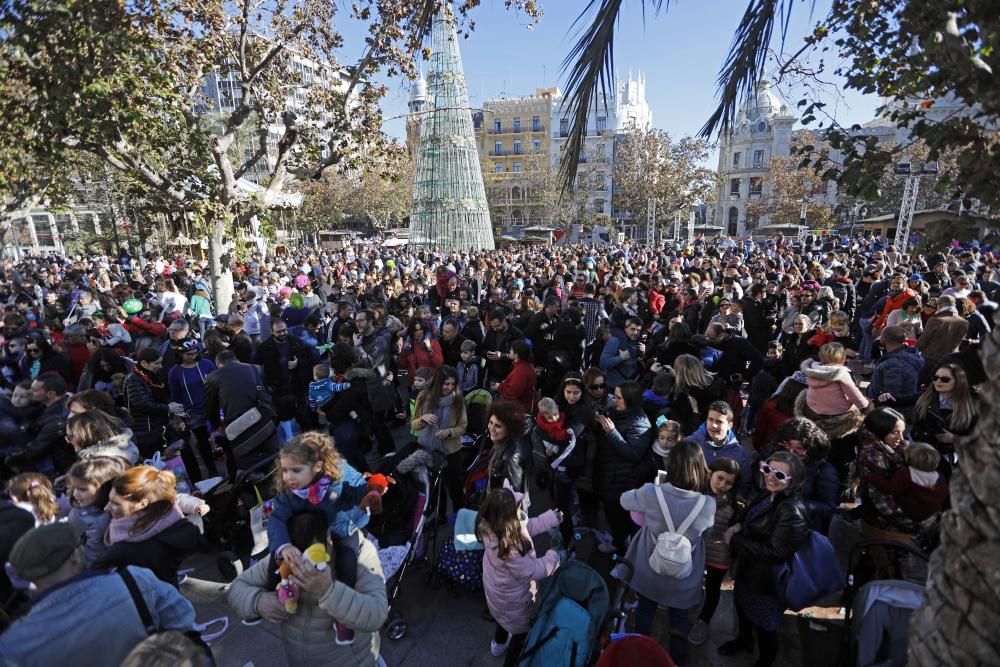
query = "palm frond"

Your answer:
(699, 0), (785, 139)
(558, 0), (670, 194)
